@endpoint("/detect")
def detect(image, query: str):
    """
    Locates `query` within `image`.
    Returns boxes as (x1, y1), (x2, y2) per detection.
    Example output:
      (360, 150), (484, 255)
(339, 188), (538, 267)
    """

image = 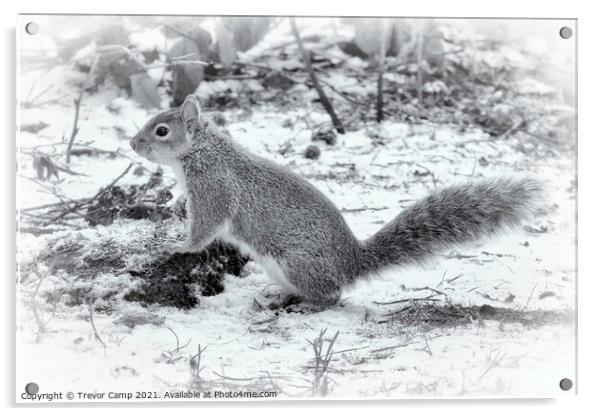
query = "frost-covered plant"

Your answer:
(306, 329), (339, 396)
